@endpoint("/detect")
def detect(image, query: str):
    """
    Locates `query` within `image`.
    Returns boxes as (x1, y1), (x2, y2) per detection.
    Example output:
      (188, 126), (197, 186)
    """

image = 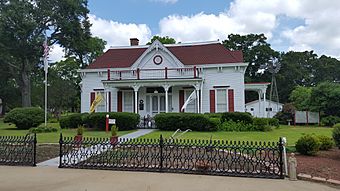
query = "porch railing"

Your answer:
(107, 67), (201, 81)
